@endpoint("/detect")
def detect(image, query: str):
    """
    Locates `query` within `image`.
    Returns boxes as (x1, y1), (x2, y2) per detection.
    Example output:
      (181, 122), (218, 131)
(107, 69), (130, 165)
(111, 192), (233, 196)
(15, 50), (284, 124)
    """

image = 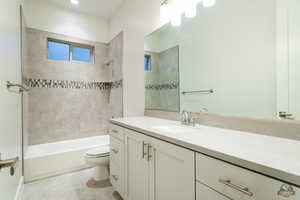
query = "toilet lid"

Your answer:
(86, 146), (110, 157)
